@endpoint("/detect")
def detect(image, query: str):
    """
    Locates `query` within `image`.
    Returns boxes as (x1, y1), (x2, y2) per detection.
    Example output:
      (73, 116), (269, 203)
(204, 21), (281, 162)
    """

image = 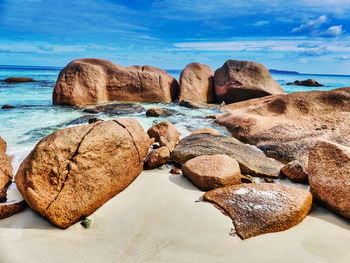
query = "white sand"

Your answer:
(0, 168), (350, 263)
